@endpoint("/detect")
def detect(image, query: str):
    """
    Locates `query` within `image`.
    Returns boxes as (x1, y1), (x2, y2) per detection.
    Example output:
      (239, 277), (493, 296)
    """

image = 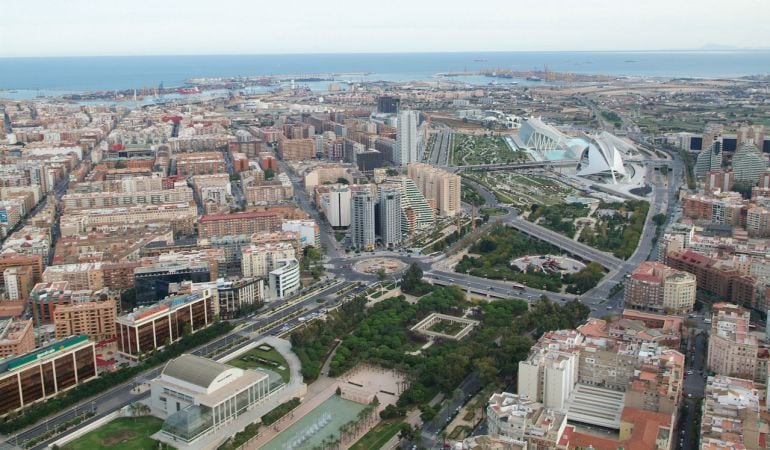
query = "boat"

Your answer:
(178, 87), (201, 95)
(526, 76), (542, 82)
